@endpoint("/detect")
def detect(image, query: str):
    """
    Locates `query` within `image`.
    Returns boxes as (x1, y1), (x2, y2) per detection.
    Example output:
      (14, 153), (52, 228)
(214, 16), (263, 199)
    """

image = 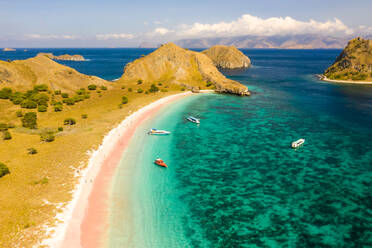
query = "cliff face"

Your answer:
(38, 53), (86, 61)
(324, 37), (372, 82)
(202, 45), (251, 69)
(120, 43), (249, 96)
(0, 54), (105, 92)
